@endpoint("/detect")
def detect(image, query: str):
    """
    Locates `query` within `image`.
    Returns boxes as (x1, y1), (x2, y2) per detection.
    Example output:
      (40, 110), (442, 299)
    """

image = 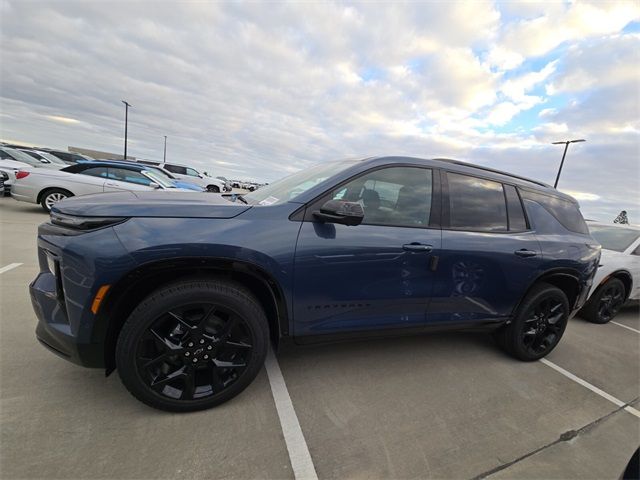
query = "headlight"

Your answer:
(50, 212), (127, 230)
